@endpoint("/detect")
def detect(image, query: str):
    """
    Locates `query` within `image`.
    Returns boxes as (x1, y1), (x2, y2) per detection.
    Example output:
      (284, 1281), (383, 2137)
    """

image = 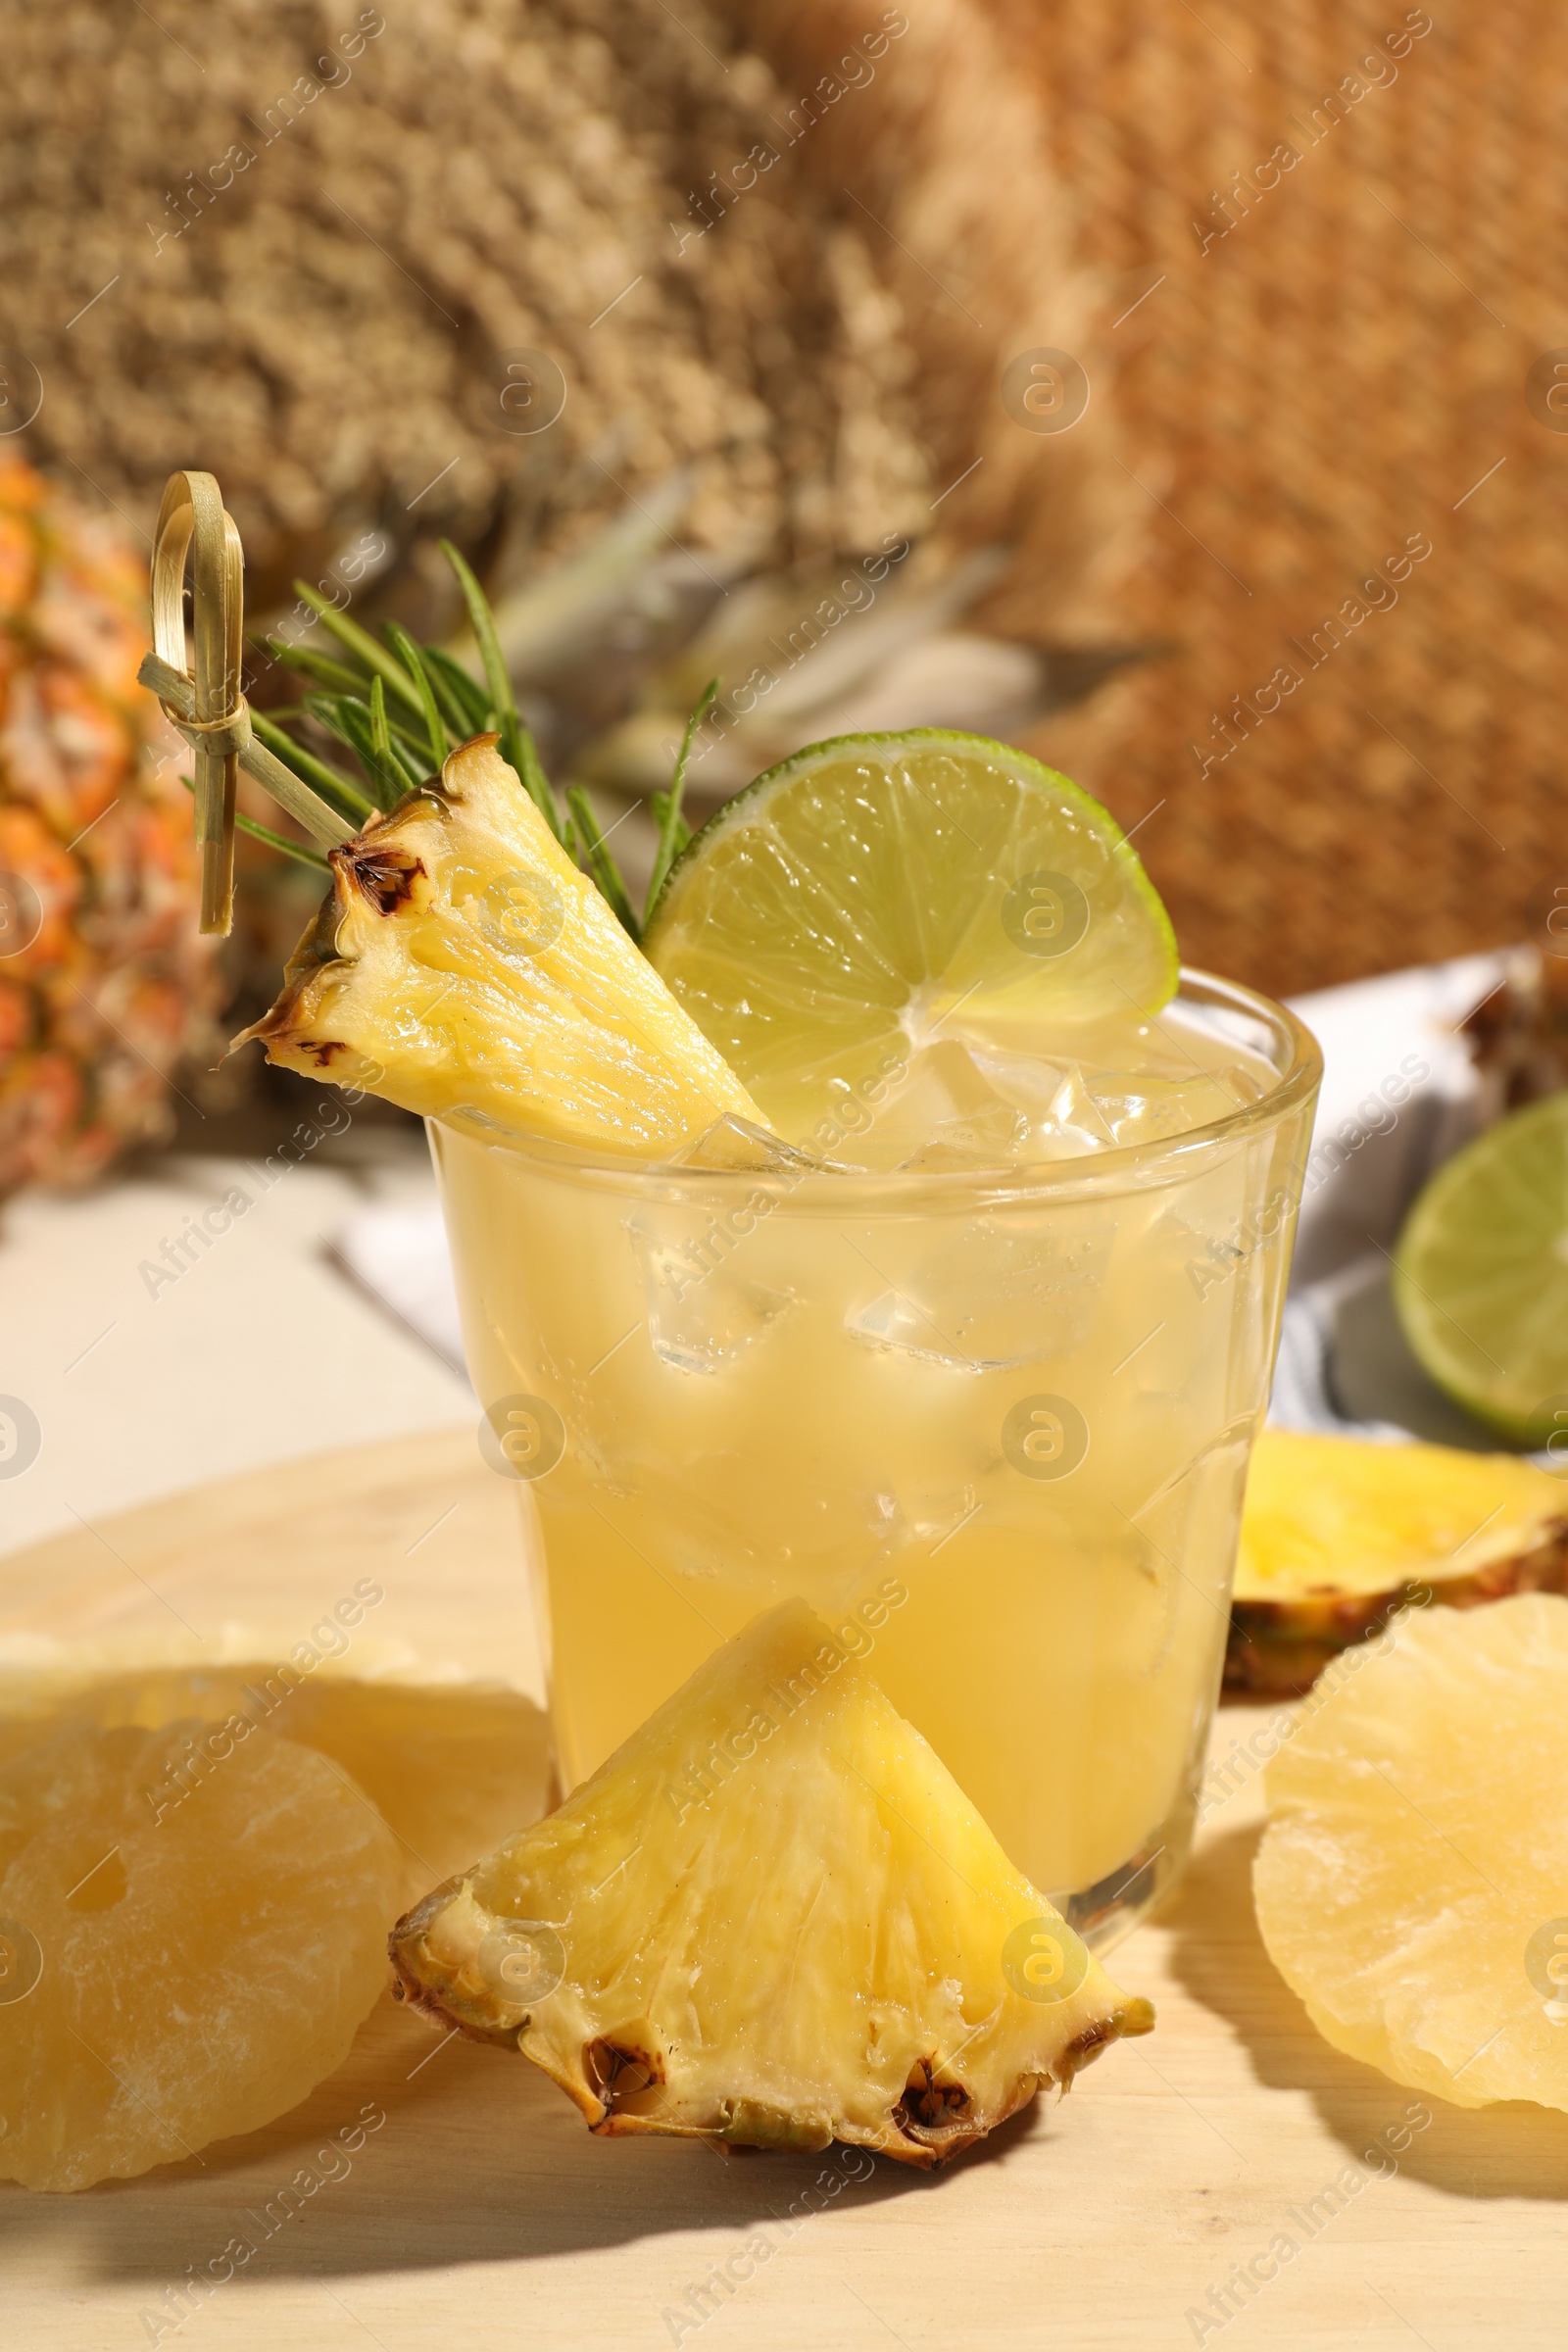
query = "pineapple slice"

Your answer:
(0, 1718), (401, 2190)
(238, 735), (764, 1155)
(1227, 1430), (1568, 1696)
(0, 1663), (549, 1902)
(390, 1600), (1153, 2167)
(1254, 1592), (1568, 2111)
